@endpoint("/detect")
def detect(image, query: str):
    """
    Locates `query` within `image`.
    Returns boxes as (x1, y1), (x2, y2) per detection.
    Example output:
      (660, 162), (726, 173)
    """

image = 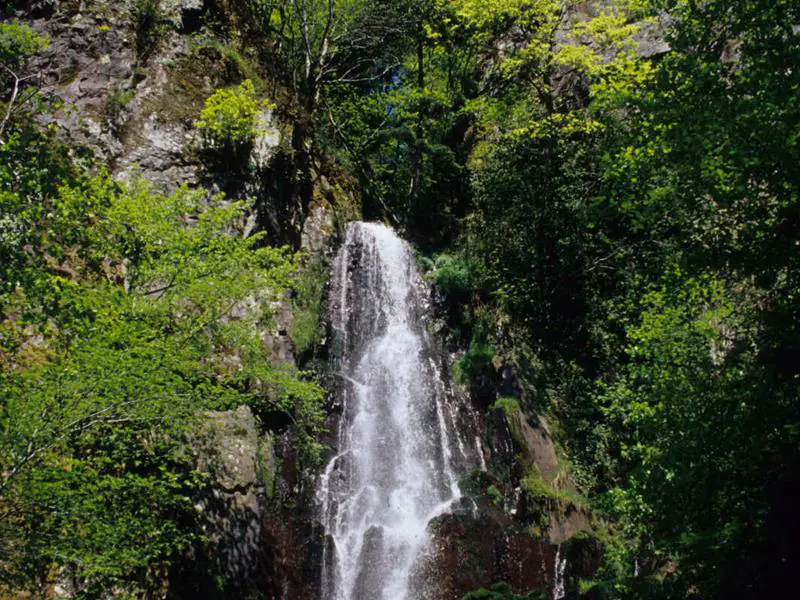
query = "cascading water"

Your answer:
(317, 222), (478, 600)
(553, 545), (567, 600)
